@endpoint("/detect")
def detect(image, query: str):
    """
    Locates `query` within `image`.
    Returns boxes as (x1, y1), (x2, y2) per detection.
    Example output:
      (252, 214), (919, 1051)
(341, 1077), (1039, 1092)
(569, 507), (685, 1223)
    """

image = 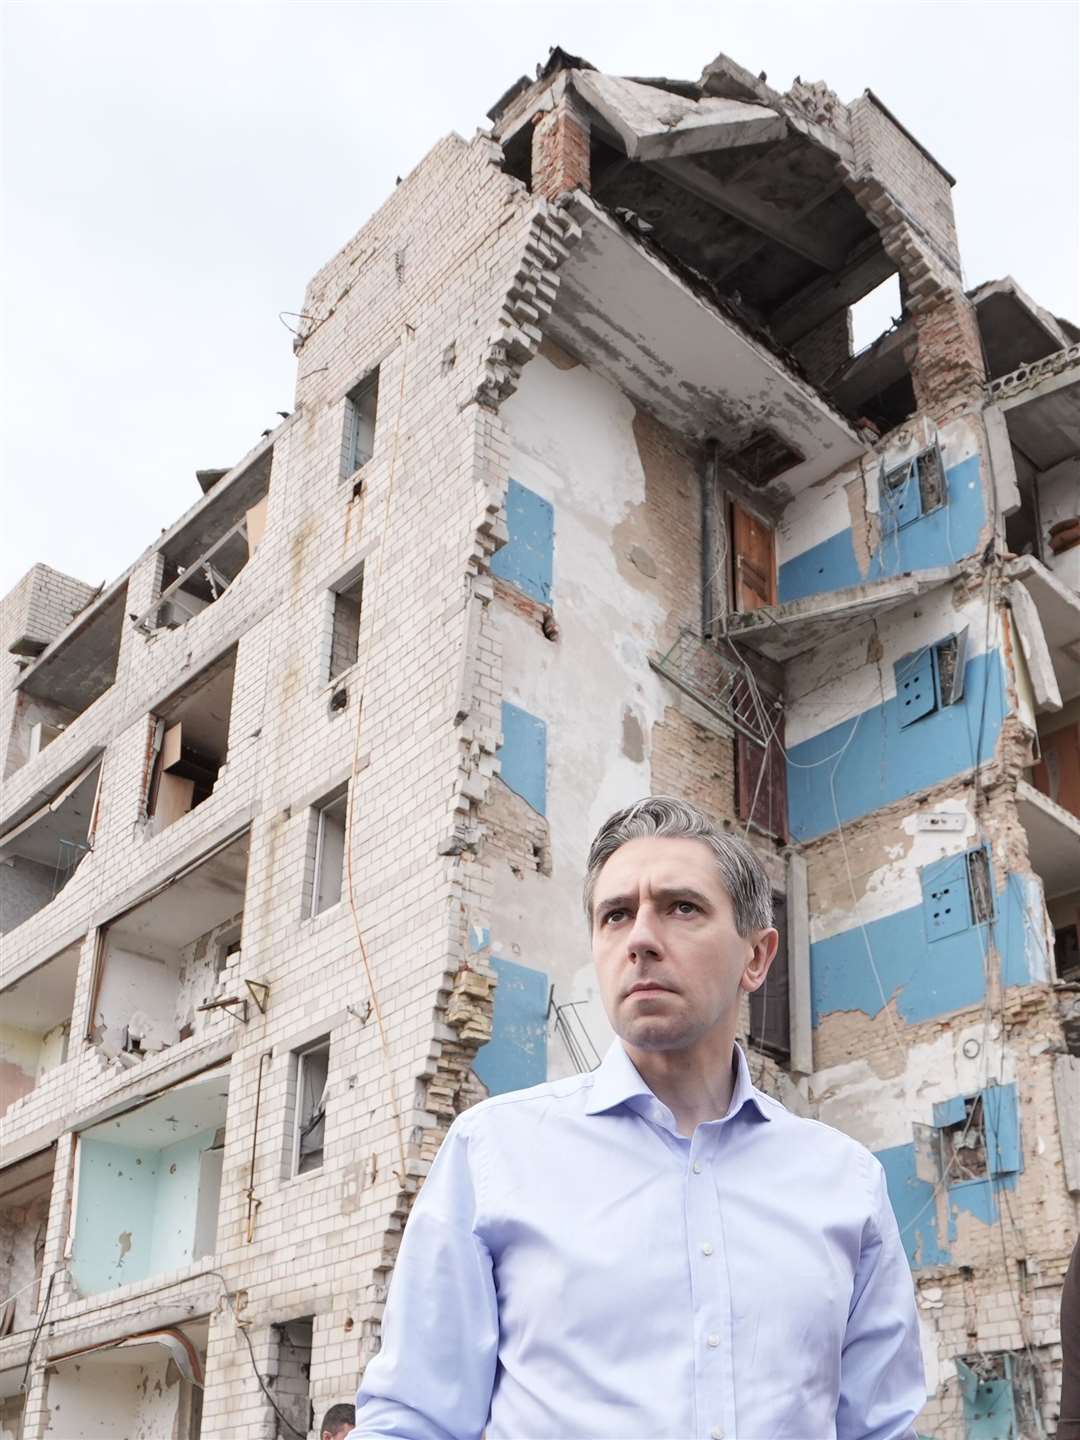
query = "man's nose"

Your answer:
(626, 904), (662, 961)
